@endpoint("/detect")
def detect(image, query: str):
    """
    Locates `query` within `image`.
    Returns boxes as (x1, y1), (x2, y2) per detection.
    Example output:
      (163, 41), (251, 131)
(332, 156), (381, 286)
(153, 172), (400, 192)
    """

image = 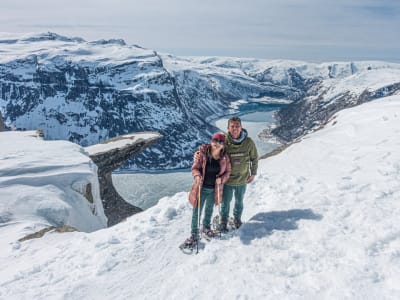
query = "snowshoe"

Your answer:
(179, 234), (199, 254)
(202, 226), (217, 241)
(228, 217), (237, 230)
(212, 215), (230, 237)
(215, 216), (242, 232)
